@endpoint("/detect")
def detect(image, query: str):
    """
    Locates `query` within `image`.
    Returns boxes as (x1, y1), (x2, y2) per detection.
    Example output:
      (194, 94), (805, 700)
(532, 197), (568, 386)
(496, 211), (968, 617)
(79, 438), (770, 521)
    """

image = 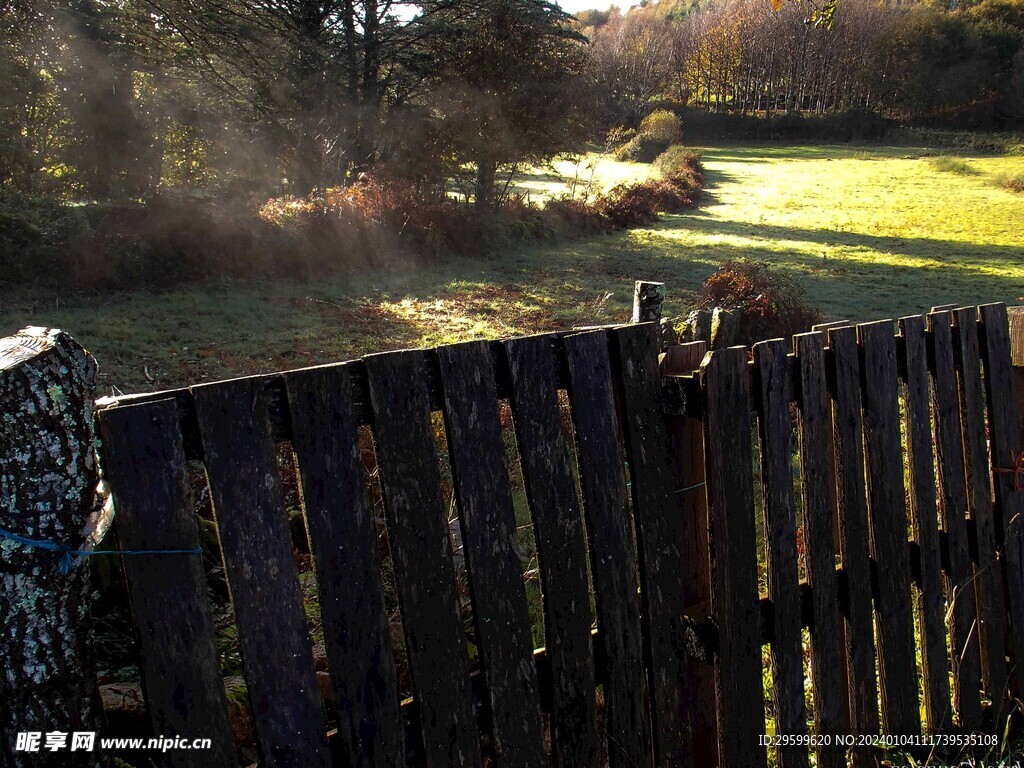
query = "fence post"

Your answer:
(1, 327), (102, 766)
(1009, 306), (1024, 445)
(632, 280), (665, 323)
